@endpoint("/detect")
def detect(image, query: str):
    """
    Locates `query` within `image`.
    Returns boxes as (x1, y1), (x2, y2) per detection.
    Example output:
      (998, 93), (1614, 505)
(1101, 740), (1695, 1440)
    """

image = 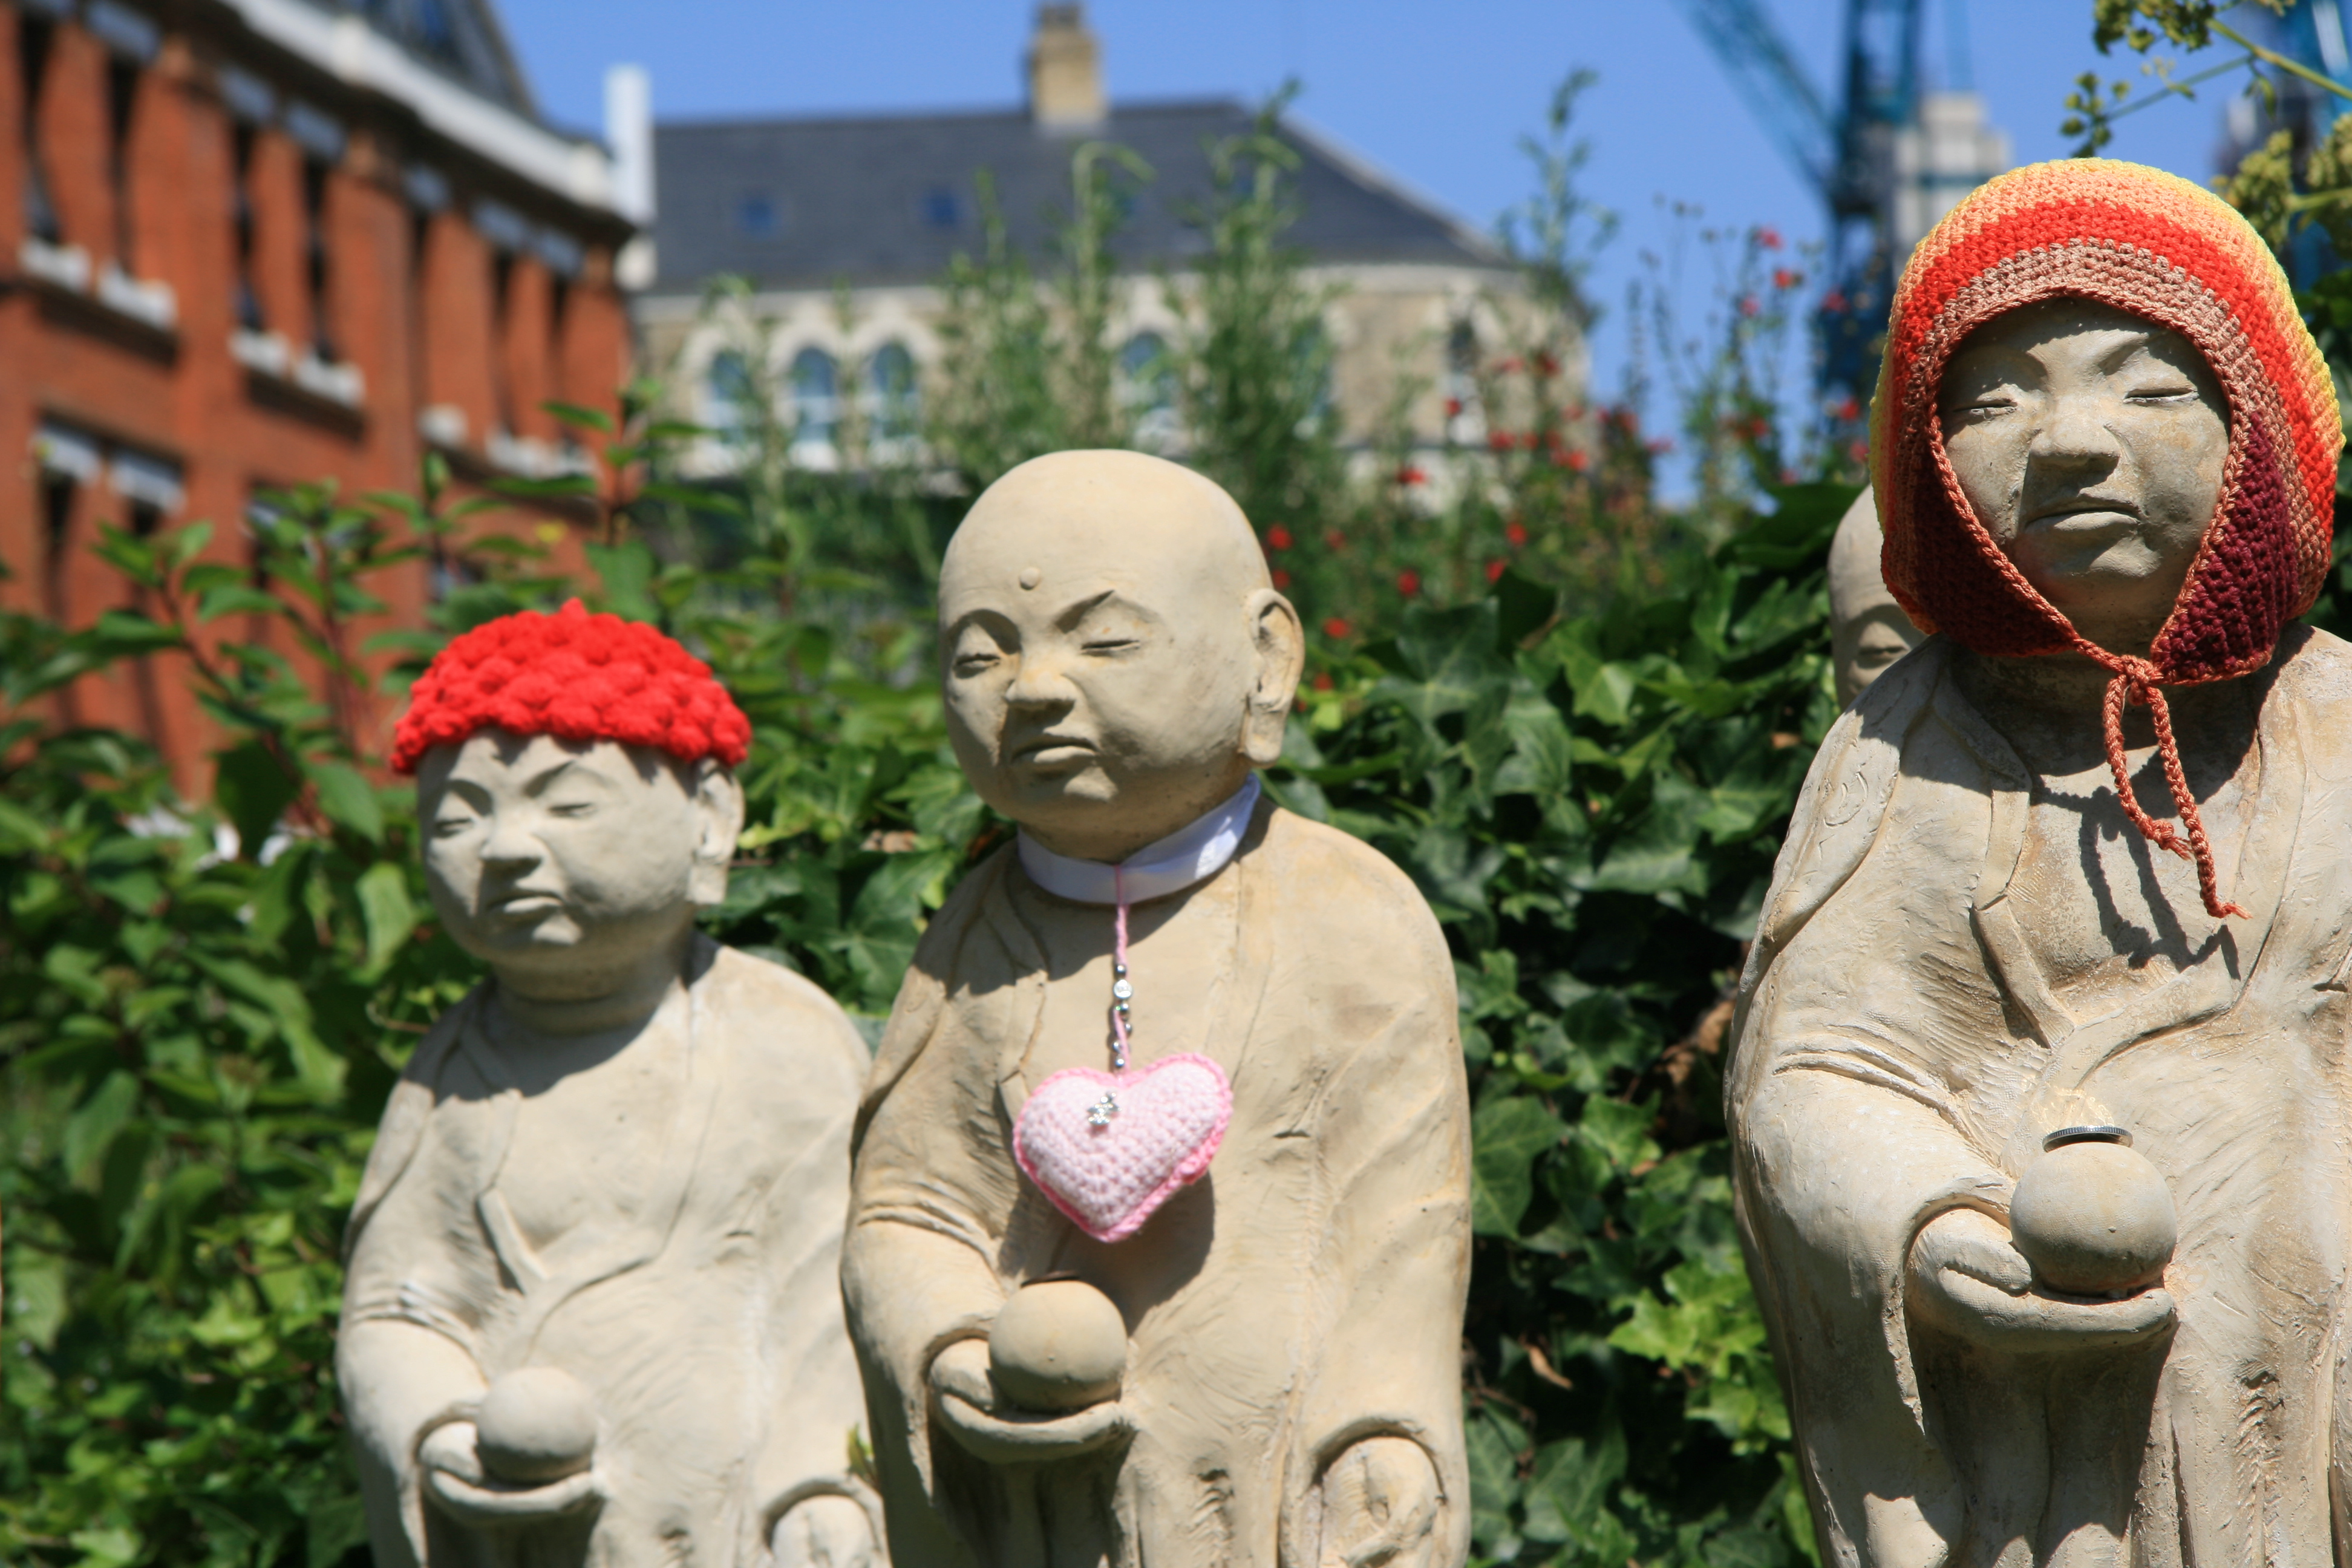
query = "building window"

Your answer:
(923, 187), (960, 229)
(232, 122), (264, 332)
(104, 53), (139, 267)
(1119, 331), (1178, 448)
(706, 350), (757, 439)
(737, 194), (777, 237)
(1445, 320), (1483, 443)
(866, 342), (918, 444)
(789, 347), (838, 453)
(303, 156), (338, 361)
(18, 14), (58, 244)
